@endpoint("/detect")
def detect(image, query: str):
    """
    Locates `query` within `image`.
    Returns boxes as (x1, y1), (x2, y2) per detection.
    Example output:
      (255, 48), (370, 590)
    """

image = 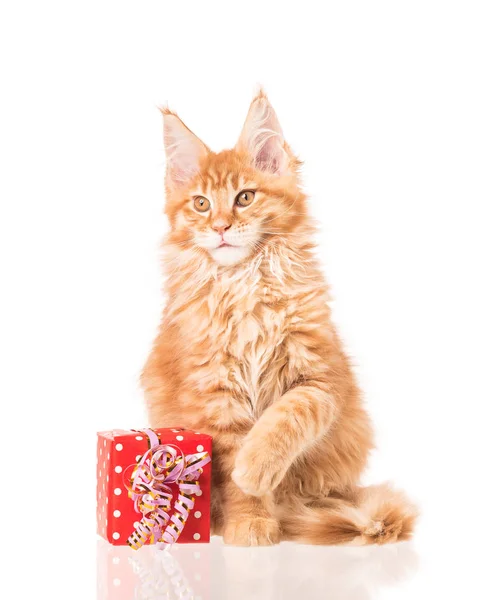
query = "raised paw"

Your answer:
(223, 517), (281, 546)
